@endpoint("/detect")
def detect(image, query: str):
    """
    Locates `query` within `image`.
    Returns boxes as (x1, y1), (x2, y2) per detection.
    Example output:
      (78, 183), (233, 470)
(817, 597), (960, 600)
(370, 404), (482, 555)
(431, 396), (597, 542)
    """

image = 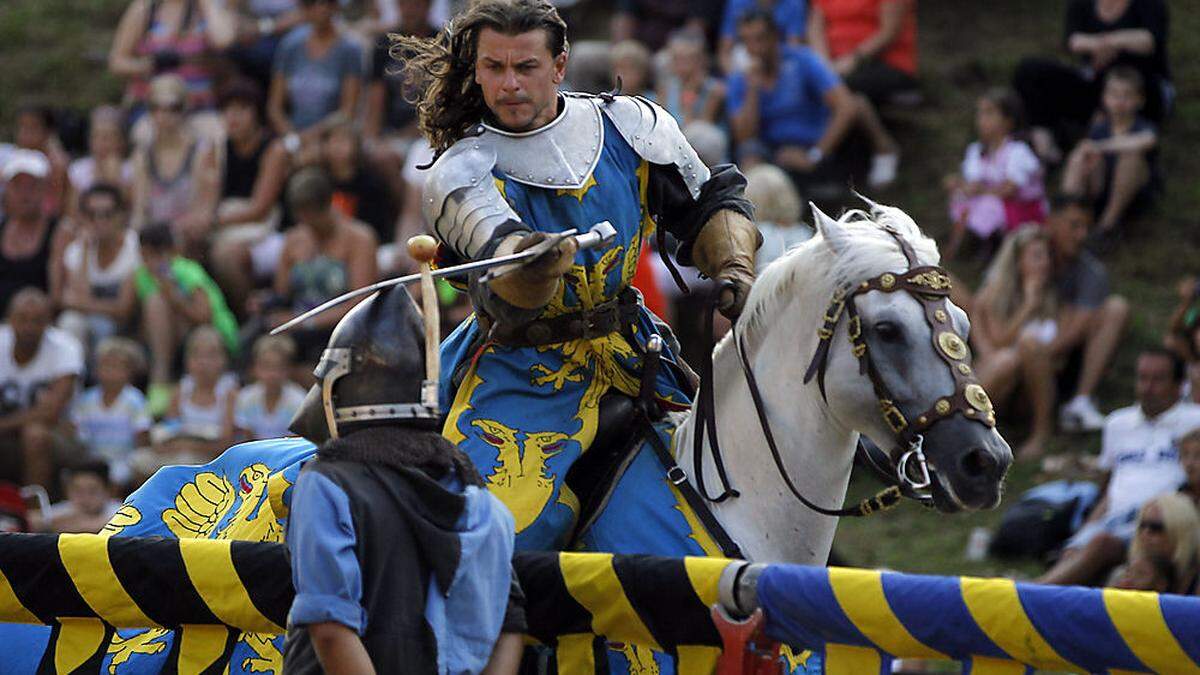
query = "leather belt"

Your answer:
(491, 288), (641, 347)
